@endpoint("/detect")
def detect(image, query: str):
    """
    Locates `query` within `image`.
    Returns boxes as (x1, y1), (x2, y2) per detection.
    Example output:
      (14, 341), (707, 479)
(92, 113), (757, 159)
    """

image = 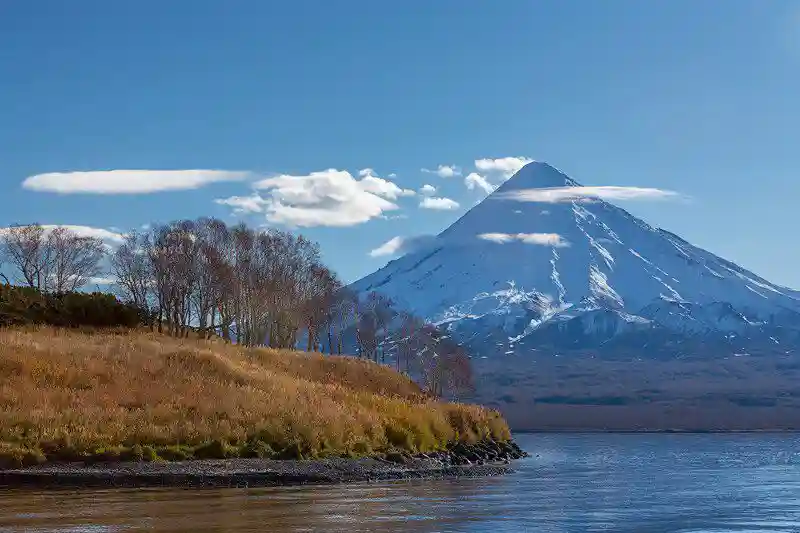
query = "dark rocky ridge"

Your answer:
(0, 439), (528, 489)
